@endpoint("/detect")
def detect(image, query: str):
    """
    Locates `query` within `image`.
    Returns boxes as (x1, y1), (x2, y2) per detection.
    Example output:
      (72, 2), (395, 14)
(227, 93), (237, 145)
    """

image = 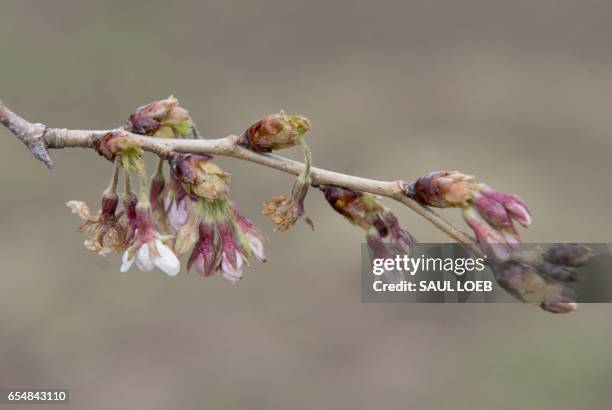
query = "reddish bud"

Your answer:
(243, 111), (311, 152)
(124, 96), (193, 138)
